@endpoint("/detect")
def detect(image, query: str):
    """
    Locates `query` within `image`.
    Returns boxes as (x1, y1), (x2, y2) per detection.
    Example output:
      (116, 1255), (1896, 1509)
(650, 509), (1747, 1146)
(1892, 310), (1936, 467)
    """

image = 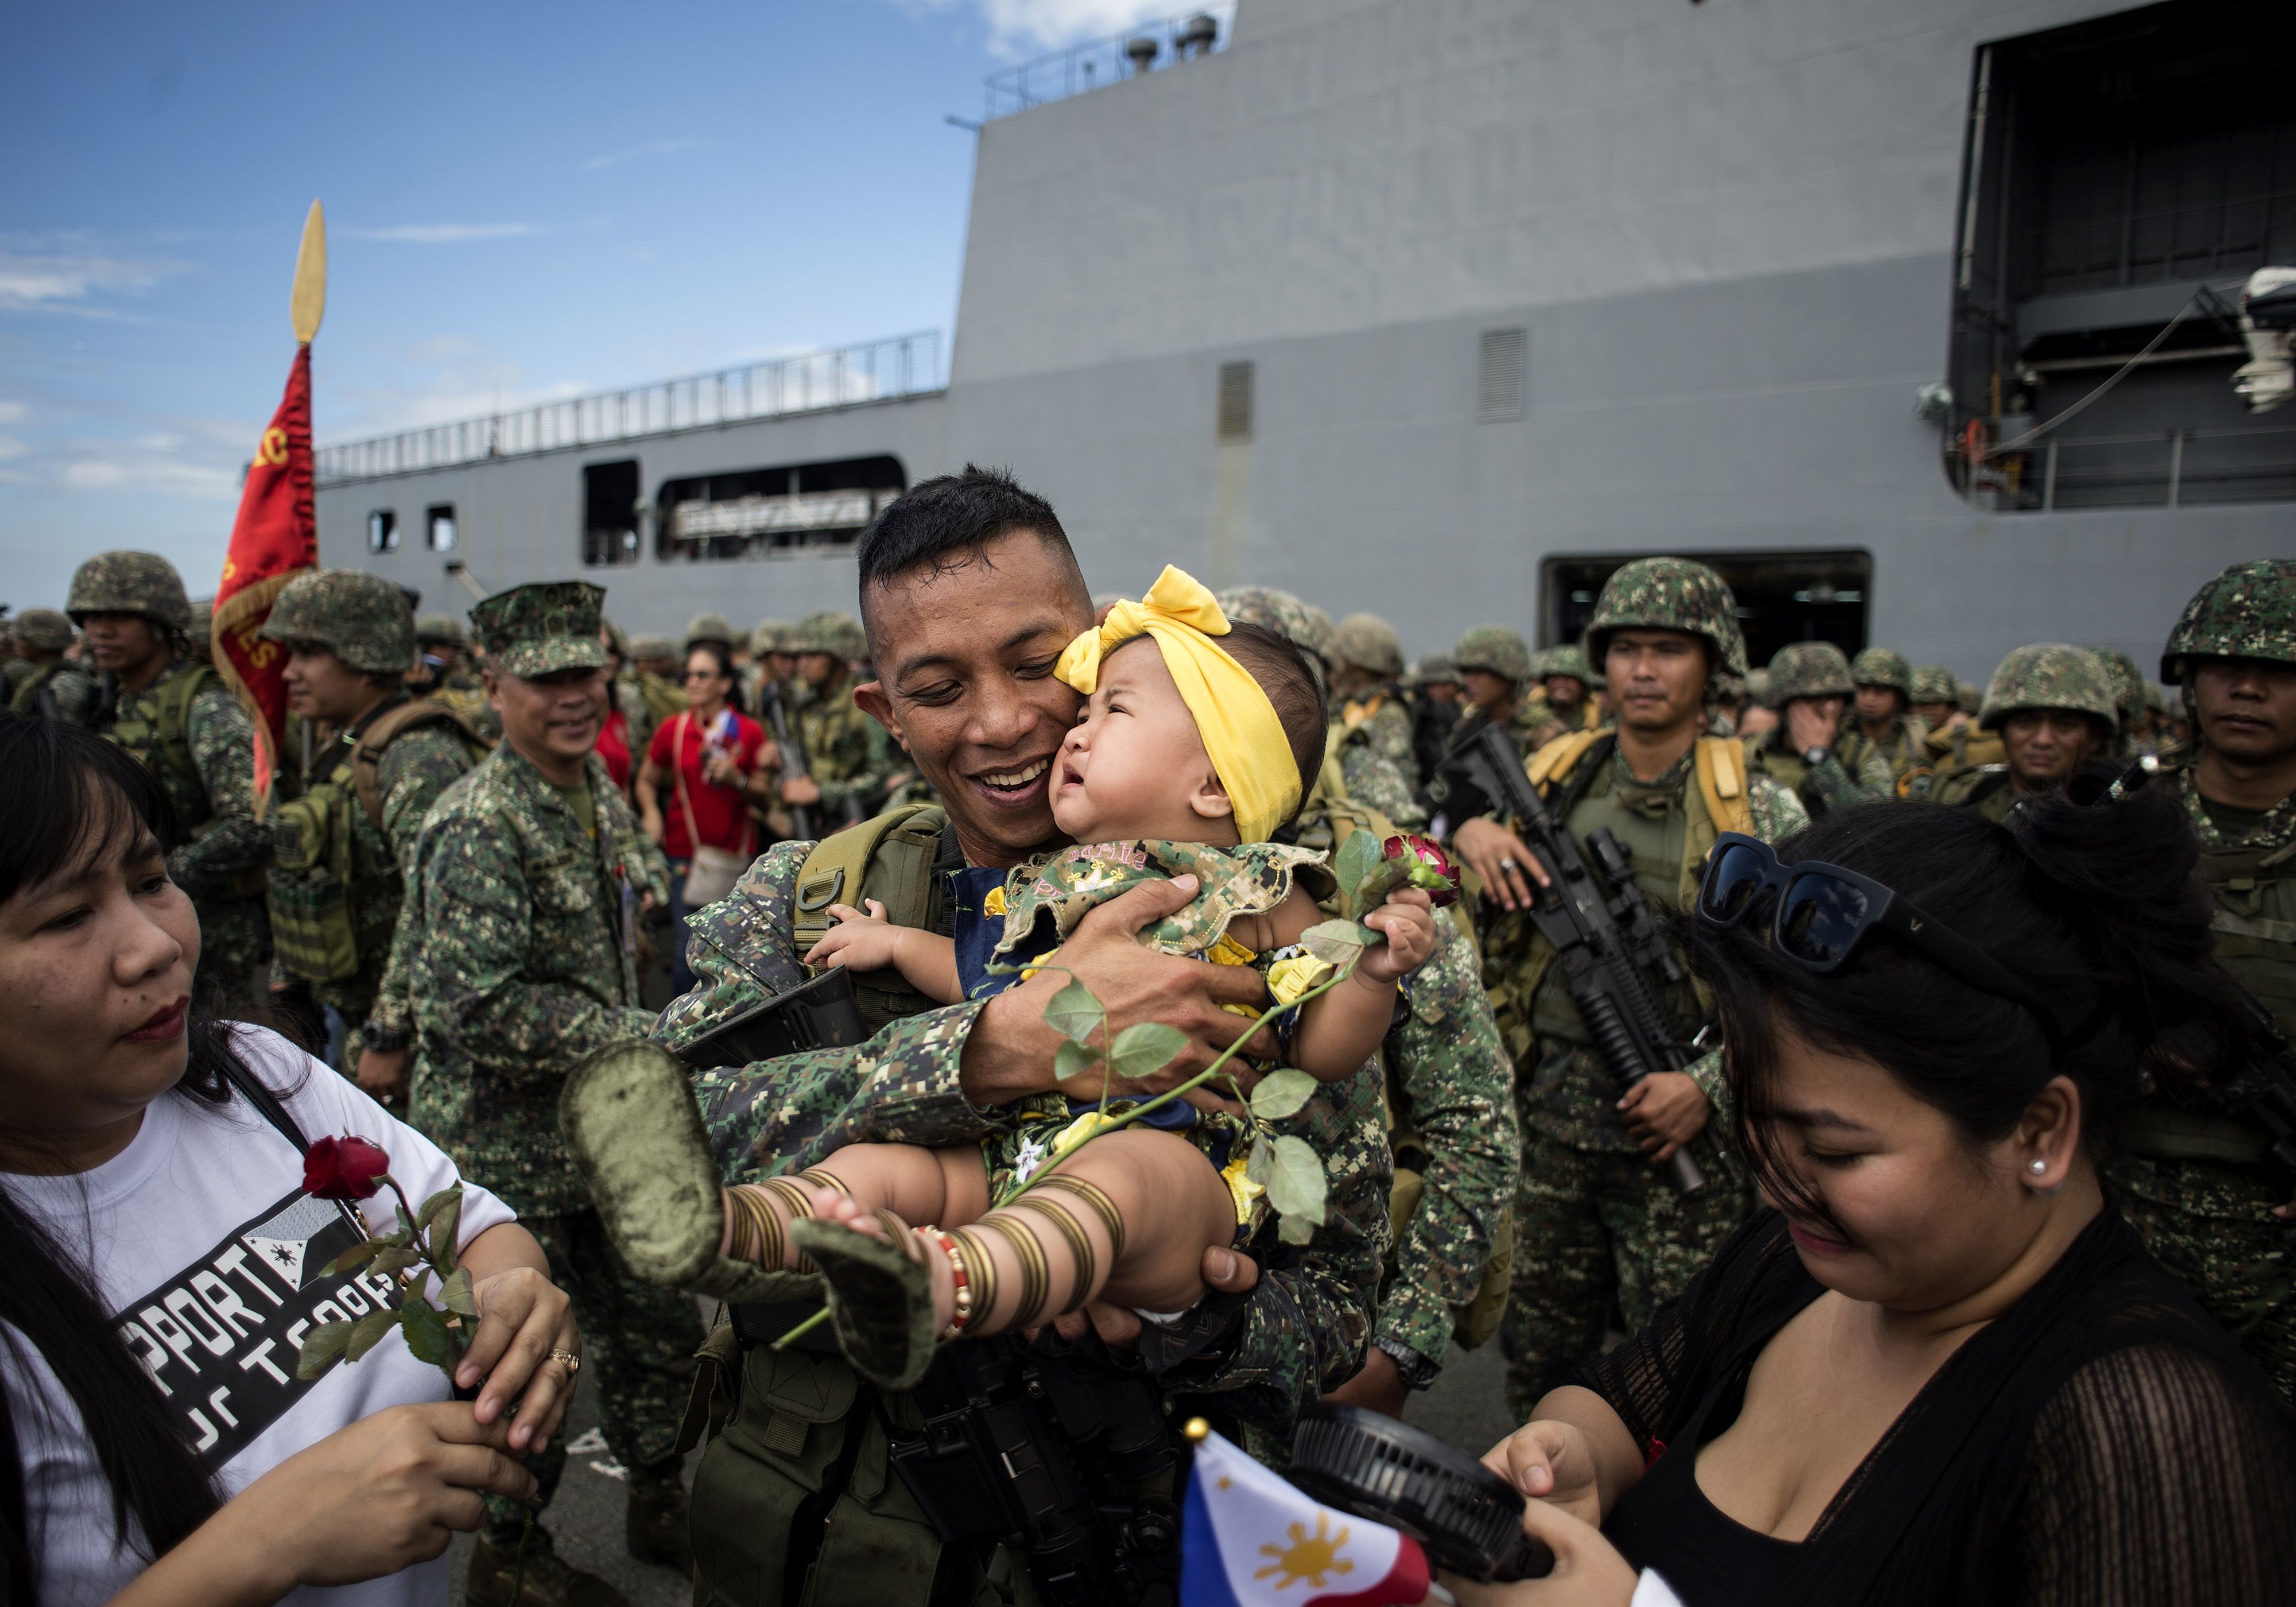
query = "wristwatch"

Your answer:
(1803, 746), (1830, 768)
(1372, 1335), (1440, 1391)
(359, 1021), (409, 1054)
